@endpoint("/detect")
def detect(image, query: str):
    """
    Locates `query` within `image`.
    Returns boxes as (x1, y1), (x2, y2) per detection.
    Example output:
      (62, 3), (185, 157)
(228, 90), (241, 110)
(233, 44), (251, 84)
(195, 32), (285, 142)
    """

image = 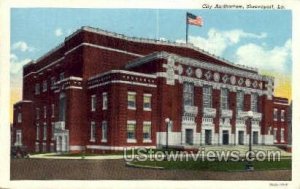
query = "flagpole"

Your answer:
(186, 13), (189, 44)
